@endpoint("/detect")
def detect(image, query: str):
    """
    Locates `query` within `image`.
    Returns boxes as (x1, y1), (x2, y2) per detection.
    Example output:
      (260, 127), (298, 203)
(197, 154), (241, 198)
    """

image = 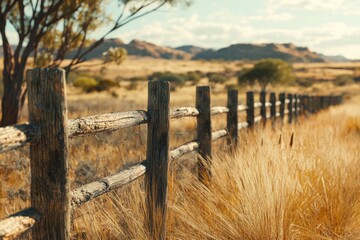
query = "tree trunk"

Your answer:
(1, 71), (26, 127)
